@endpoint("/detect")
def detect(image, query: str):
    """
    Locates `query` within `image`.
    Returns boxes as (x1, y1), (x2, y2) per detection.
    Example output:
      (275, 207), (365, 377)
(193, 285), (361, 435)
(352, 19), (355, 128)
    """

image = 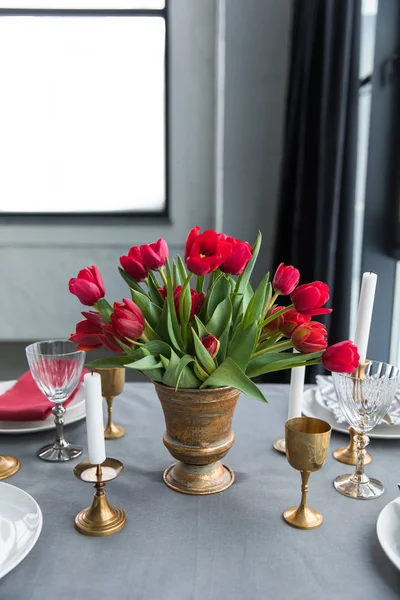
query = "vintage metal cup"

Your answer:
(93, 368), (126, 439)
(283, 416), (331, 530)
